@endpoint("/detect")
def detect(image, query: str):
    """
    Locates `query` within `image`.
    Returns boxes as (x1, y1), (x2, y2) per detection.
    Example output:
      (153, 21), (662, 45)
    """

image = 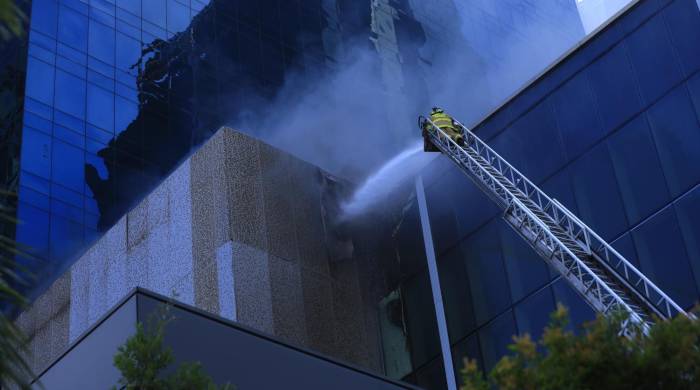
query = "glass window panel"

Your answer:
(395, 202), (426, 278)
(541, 167), (578, 215)
(142, 23), (166, 42)
(20, 128), (52, 178)
(478, 310), (517, 372)
(56, 55), (86, 78)
(551, 278), (595, 333)
(142, 0), (166, 27)
(402, 271), (441, 369)
(84, 210), (100, 230)
(89, 20), (116, 65)
(115, 95), (138, 135)
(626, 15), (683, 105)
(86, 152), (109, 181)
(57, 42), (87, 65)
(414, 357), (447, 390)
(167, 0), (190, 33)
(29, 43), (56, 64)
(25, 57), (55, 105)
(116, 32), (141, 72)
(675, 186), (700, 294)
(426, 175), (461, 256)
(87, 83), (115, 132)
(87, 124), (113, 144)
(586, 43), (642, 132)
(114, 83), (139, 103)
(24, 112), (52, 134)
(662, 0), (700, 77)
(49, 215), (83, 261)
(607, 115), (670, 224)
(116, 18), (141, 40)
(20, 185), (50, 211)
(438, 245), (477, 343)
(29, 29), (57, 51)
(446, 165), (499, 241)
(500, 222), (550, 302)
(690, 73), (700, 118)
(51, 198), (83, 224)
(570, 142), (628, 240)
(31, 0), (58, 37)
(91, 6), (116, 27)
(52, 139), (85, 192)
(88, 56), (115, 78)
(52, 182), (83, 208)
(88, 69), (115, 91)
(117, 0), (141, 16)
(54, 110), (85, 134)
(514, 287), (555, 342)
(92, 0), (116, 16)
(58, 5), (88, 51)
(647, 85), (700, 197)
(632, 206), (698, 309)
(611, 233), (640, 269)
(16, 202), (50, 260)
(20, 171), (51, 195)
(62, 0), (88, 14)
(551, 71), (606, 160)
(503, 103), (564, 184)
(464, 221), (511, 325)
(25, 98), (53, 120)
(54, 125), (84, 148)
(55, 70), (87, 120)
(86, 136), (108, 154)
